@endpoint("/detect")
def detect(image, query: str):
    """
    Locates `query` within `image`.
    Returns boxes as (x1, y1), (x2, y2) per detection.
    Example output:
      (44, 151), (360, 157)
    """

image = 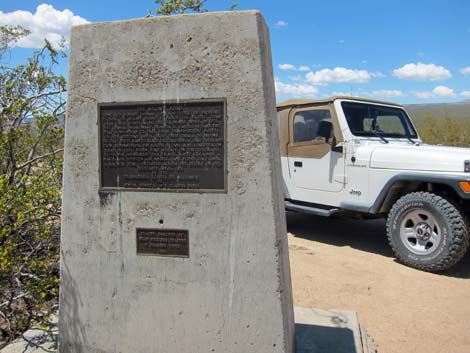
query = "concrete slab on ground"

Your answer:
(295, 307), (364, 353)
